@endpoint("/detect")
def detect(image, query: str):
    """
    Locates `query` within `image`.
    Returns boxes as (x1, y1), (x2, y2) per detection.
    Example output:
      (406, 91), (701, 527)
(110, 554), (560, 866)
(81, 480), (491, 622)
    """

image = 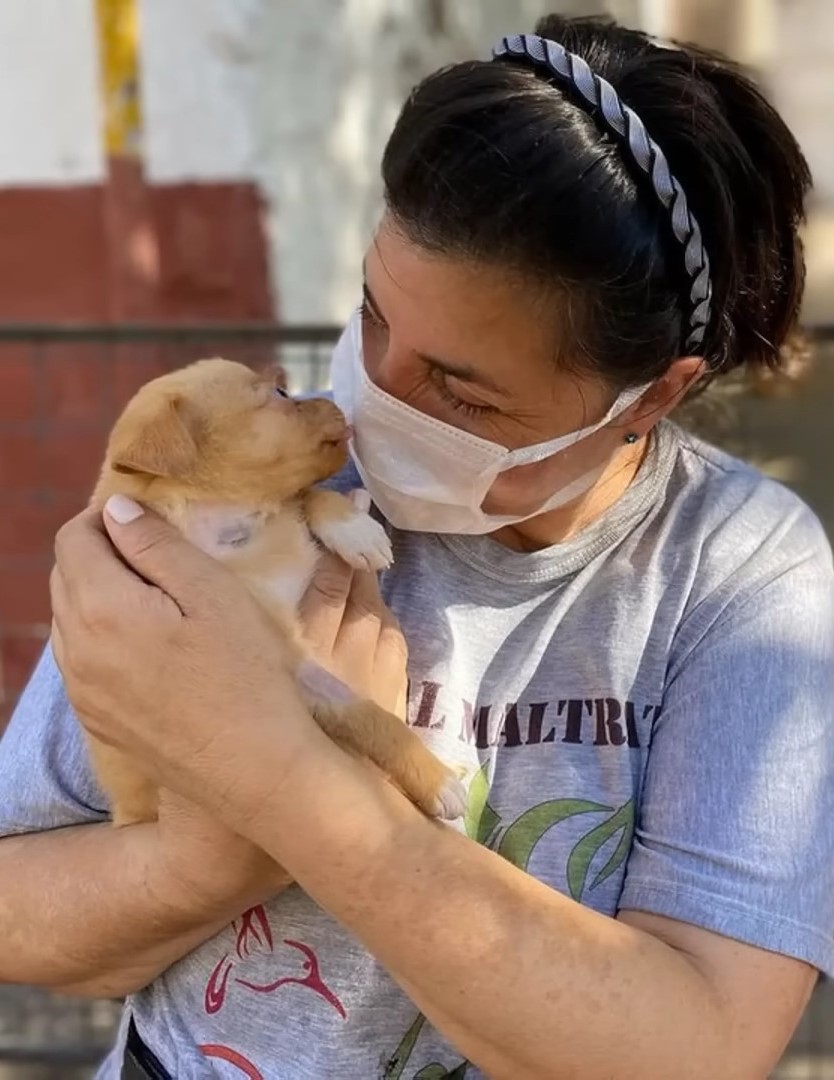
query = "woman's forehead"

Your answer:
(365, 221), (566, 388)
